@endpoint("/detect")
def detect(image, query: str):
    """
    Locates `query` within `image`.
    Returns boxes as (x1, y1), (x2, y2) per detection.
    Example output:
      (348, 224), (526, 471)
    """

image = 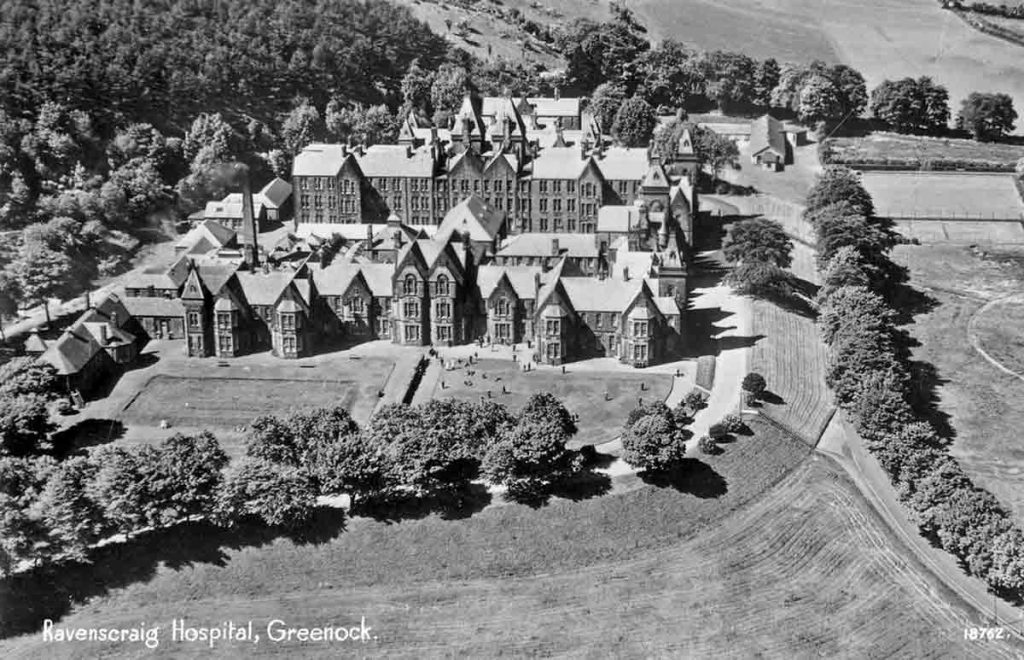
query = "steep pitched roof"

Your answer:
(476, 265), (543, 300)
(594, 147), (649, 181)
(176, 220), (236, 253)
(292, 144), (352, 177)
(40, 294), (135, 375)
(121, 296), (186, 318)
(641, 162), (671, 189)
(560, 277), (645, 312)
(259, 177), (292, 208)
(360, 263), (394, 297)
(496, 233), (599, 259)
(437, 195), (505, 243)
(531, 147), (589, 180)
(529, 96), (581, 118)
(356, 144), (436, 178)
(453, 95), (487, 138)
(310, 262), (362, 297)
(236, 270), (294, 306)
(750, 114), (787, 157)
